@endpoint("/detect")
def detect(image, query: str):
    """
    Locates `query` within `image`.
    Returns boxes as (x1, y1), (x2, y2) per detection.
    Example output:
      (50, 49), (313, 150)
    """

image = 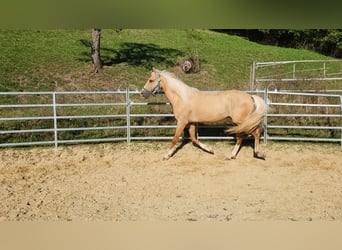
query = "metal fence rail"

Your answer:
(1, 88), (342, 147)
